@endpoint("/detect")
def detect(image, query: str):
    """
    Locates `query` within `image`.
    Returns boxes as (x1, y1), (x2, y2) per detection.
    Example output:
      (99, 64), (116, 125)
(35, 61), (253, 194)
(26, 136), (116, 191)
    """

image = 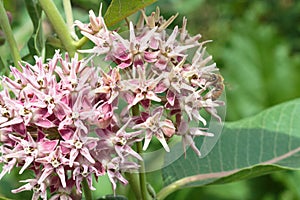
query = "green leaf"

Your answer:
(25, 0), (42, 31)
(97, 194), (128, 200)
(25, 0), (44, 57)
(158, 98), (300, 199)
(104, 0), (158, 27)
(27, 24), (44, 57)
